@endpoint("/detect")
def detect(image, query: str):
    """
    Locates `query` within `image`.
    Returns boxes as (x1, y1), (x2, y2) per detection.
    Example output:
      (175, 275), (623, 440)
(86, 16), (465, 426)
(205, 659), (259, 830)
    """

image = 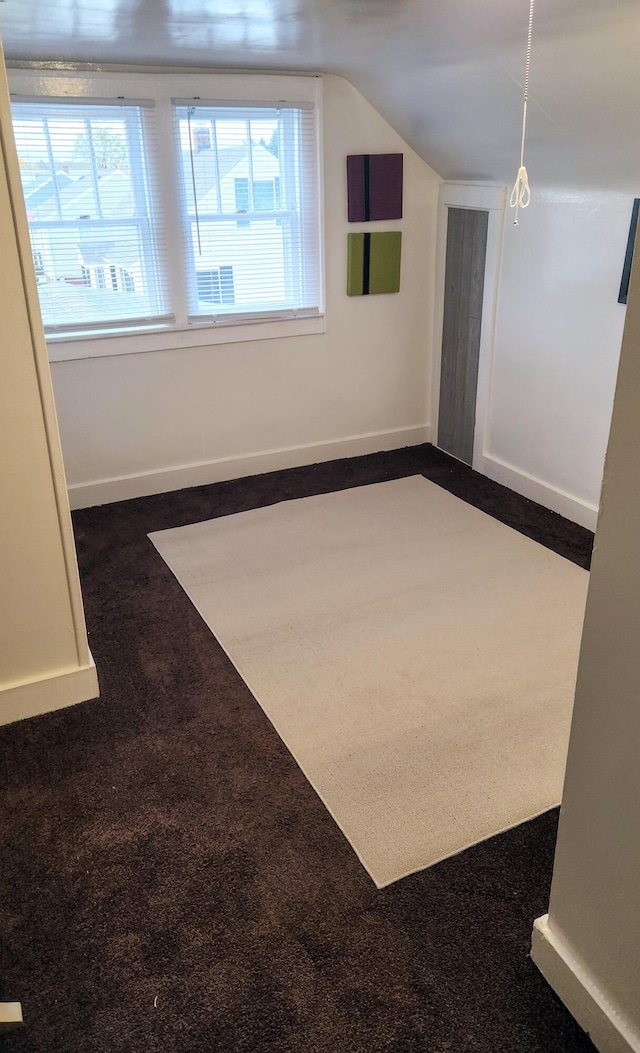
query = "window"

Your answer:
(196, 266), (235, 305)
(12, 100), (170, 334)
(175, 103), (320, 323)
(234, 177), (249, 212)
(9, 73), (323, 352)
(234, 176), (281, 220)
